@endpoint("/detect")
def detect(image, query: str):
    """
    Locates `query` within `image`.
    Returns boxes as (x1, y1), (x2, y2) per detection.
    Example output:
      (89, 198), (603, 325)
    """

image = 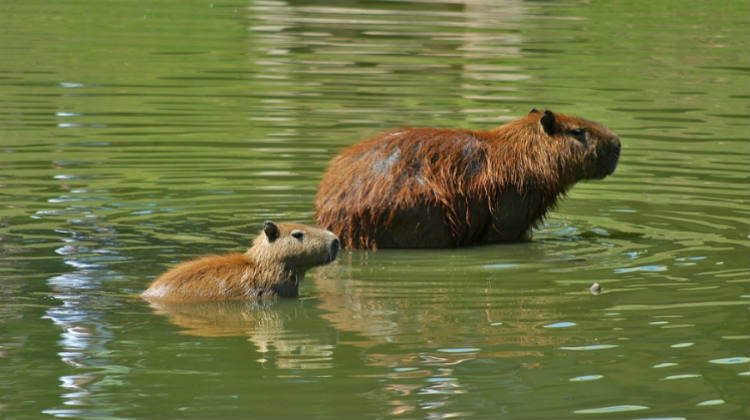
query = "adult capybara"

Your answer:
(142, 221), (339, 302)
(315, 109), (621, 249)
